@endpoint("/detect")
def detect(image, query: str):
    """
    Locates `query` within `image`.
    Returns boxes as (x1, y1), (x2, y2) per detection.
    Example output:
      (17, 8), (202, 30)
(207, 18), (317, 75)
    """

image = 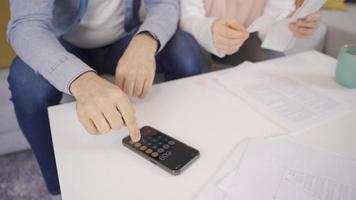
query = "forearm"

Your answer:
(140, 0), (179, 52)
